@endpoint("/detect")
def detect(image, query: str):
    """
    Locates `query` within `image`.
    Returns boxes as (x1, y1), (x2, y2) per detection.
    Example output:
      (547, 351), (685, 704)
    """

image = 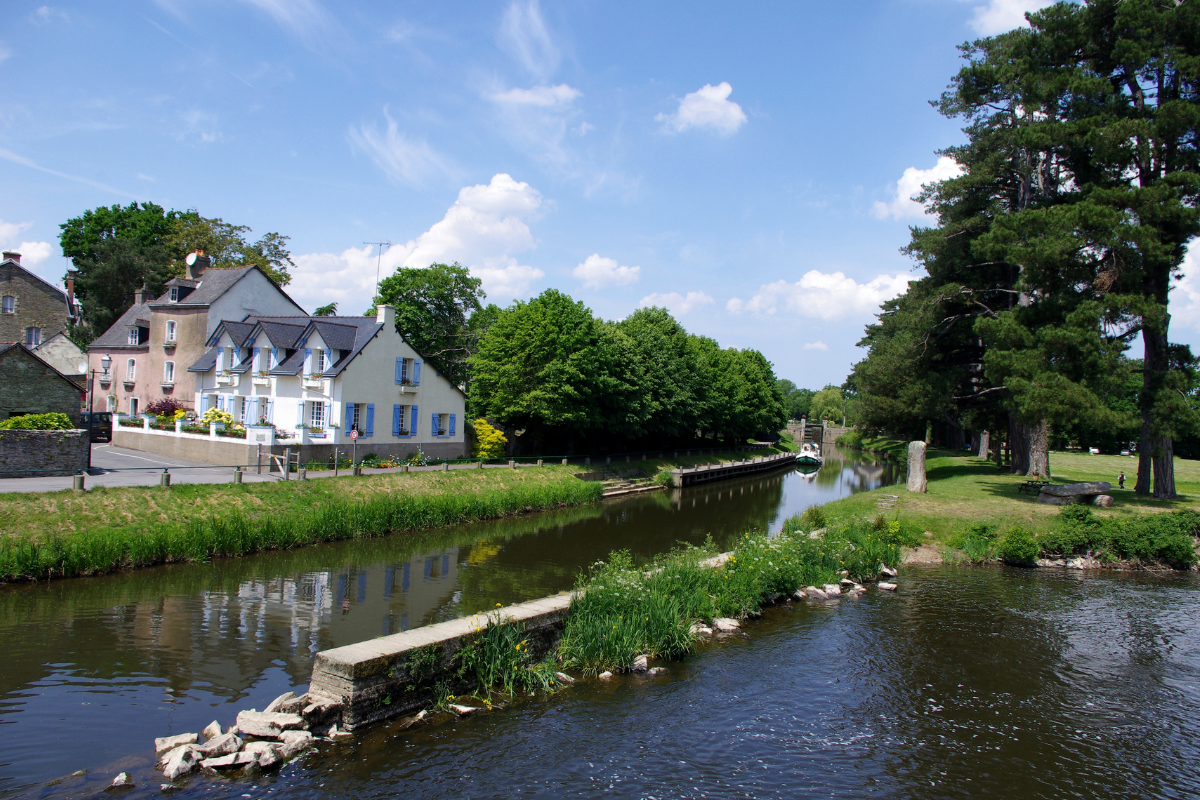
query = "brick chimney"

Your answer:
(66, 275), (75, 314)
(2, 251), (20, 264)
(134, 284), (148, 305)
(185, 249), (210, 280)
